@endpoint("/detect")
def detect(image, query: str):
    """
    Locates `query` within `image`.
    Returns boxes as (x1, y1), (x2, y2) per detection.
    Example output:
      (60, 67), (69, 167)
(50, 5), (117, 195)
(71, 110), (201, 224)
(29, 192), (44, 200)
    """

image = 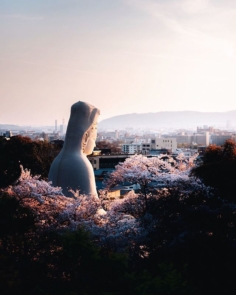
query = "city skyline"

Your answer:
(1, 0), (236, 125)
